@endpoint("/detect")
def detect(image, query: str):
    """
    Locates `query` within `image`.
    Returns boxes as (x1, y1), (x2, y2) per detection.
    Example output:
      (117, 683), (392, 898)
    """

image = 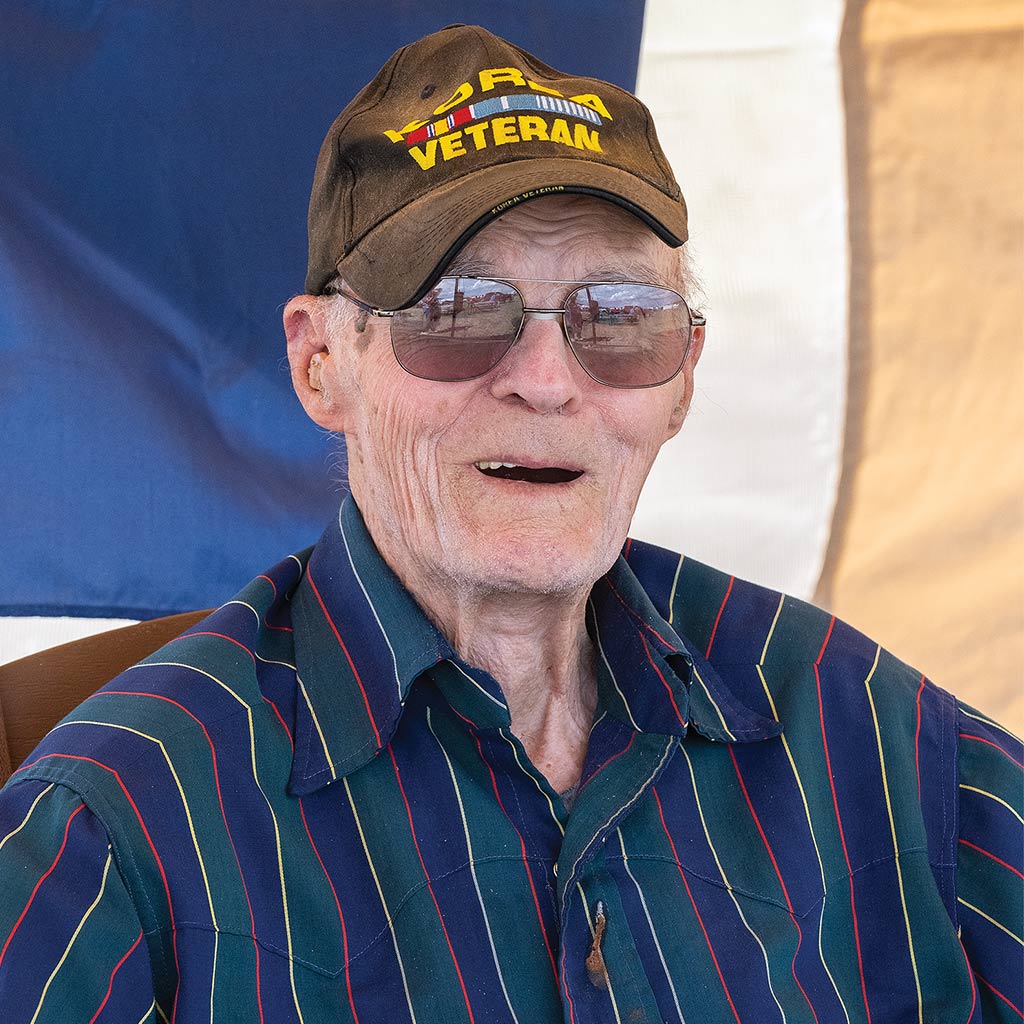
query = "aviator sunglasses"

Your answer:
(333, 277), (705, 389)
